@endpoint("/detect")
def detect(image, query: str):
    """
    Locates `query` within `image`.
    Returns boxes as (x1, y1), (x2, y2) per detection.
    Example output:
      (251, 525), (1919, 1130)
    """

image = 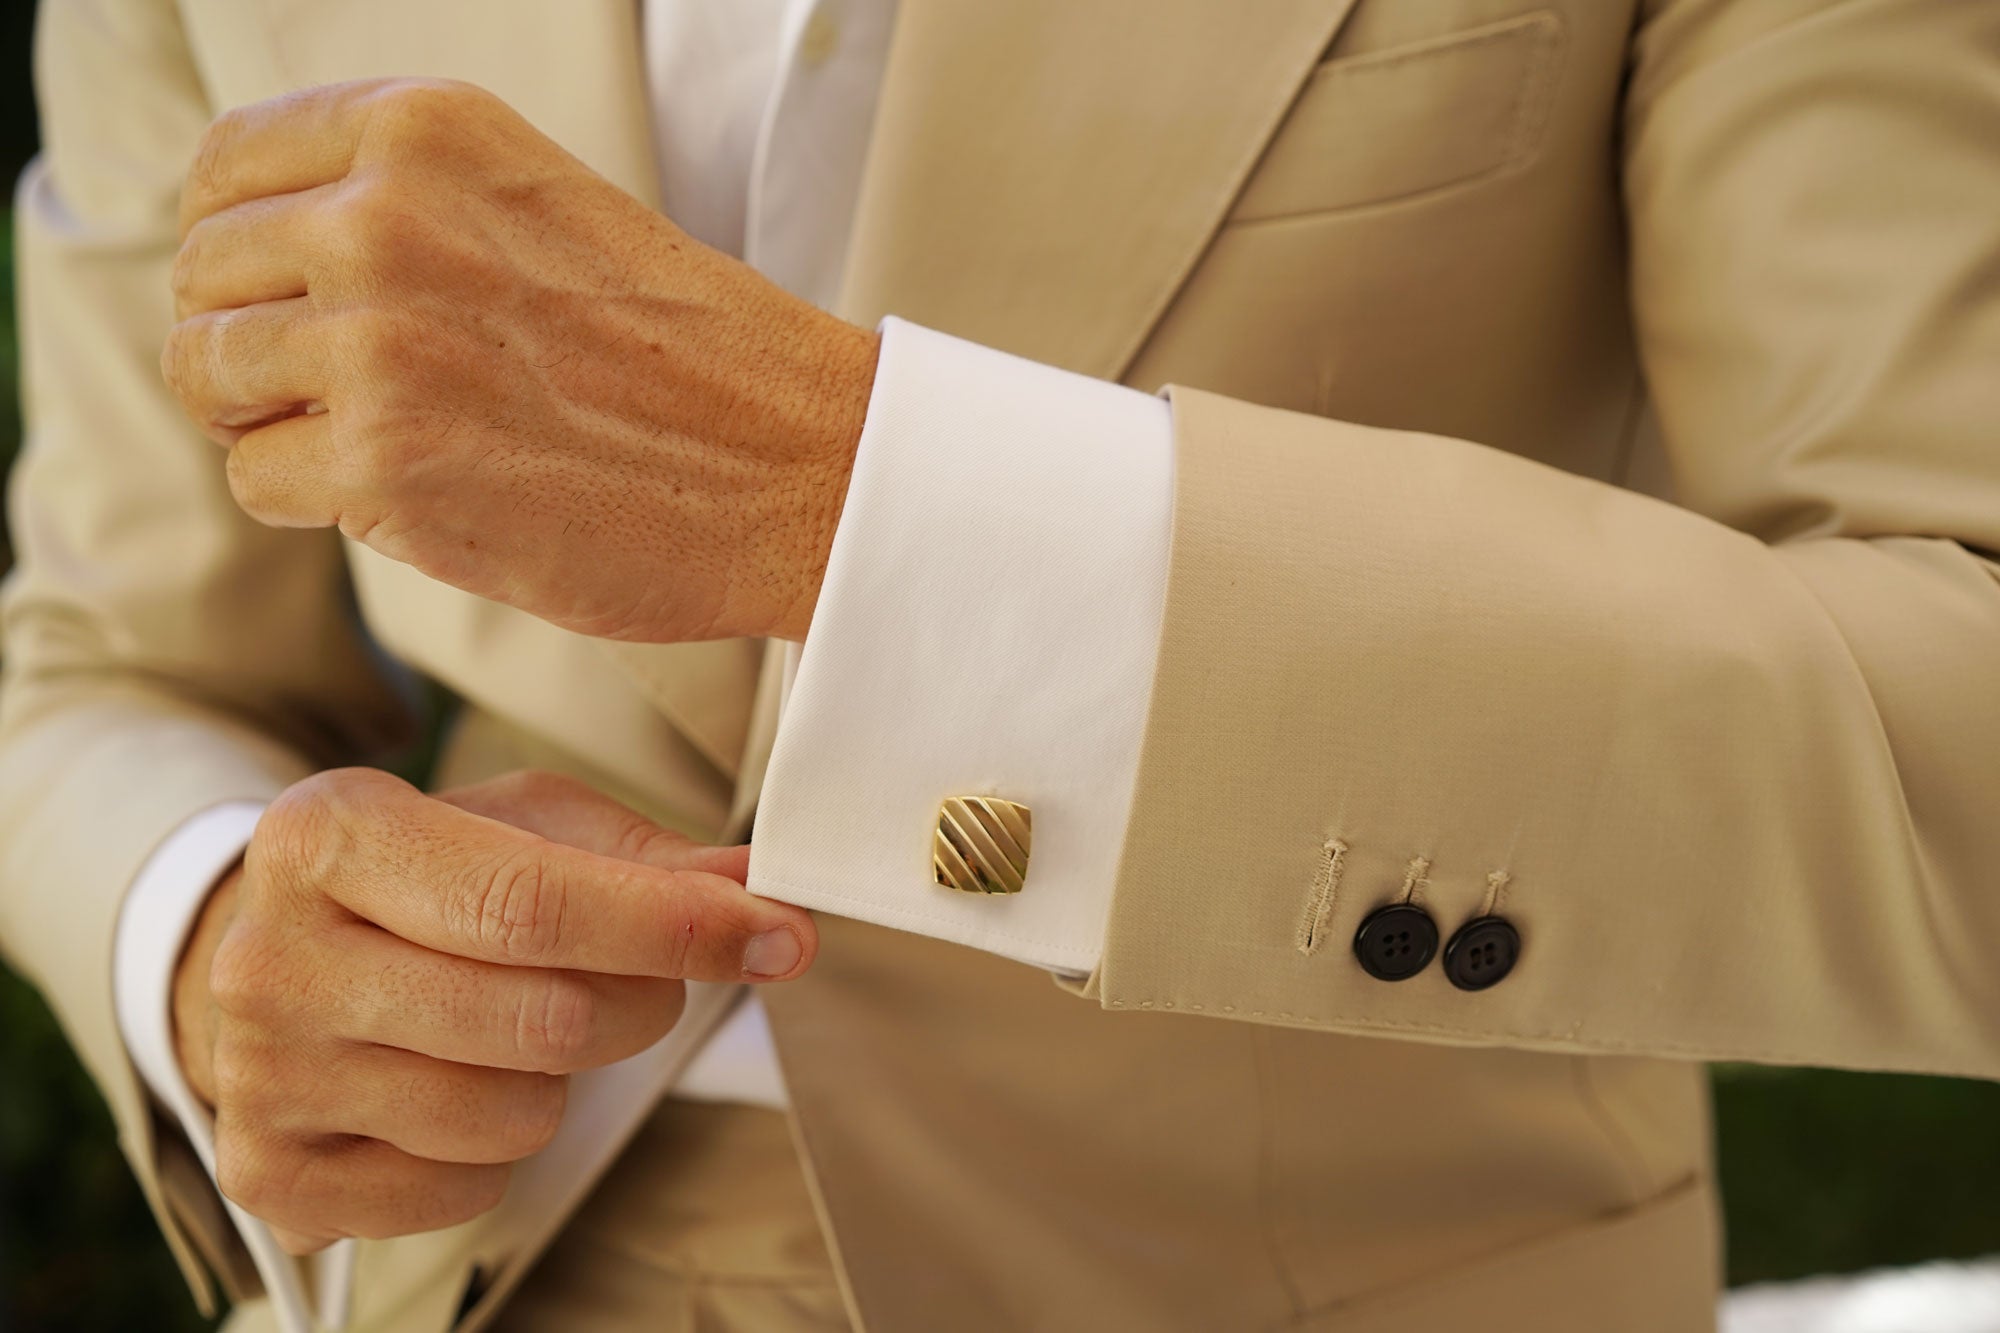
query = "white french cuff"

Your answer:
(748, 317), (1175, 976)
(112, 801), (352, 1333)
